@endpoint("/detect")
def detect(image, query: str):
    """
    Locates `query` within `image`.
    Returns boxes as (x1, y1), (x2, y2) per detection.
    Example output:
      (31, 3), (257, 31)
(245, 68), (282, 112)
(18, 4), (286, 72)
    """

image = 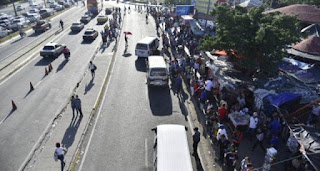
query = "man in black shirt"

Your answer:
(192, 127), (200, 156)
(224, 150), (238, 171)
